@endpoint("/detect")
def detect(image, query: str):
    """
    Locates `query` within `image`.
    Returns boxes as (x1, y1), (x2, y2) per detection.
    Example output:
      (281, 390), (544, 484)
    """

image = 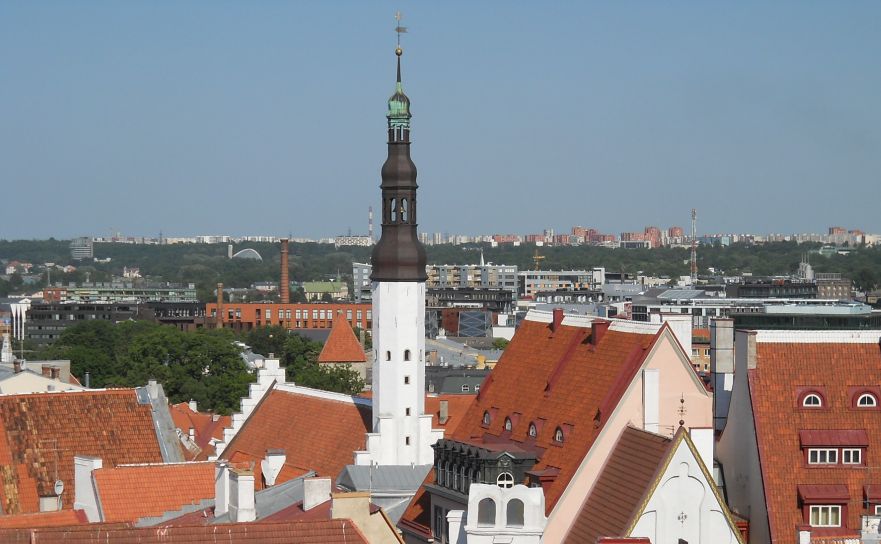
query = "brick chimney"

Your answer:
(591, 320), (610, 346)
(216, 283), (224, 326)
(50, 366), (60, 380)
(551, 308), (564, 331)
(42, 365), (52, 378)
(13, 360), (21, 374)
(279, 239), (290, 304)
